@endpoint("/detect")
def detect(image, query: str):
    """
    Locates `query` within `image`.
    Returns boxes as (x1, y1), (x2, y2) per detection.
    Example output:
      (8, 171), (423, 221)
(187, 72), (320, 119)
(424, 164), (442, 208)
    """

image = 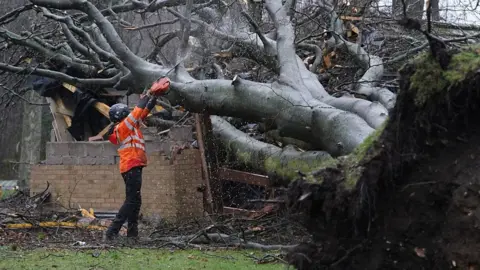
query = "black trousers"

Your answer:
(106, 166), (143, 237)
